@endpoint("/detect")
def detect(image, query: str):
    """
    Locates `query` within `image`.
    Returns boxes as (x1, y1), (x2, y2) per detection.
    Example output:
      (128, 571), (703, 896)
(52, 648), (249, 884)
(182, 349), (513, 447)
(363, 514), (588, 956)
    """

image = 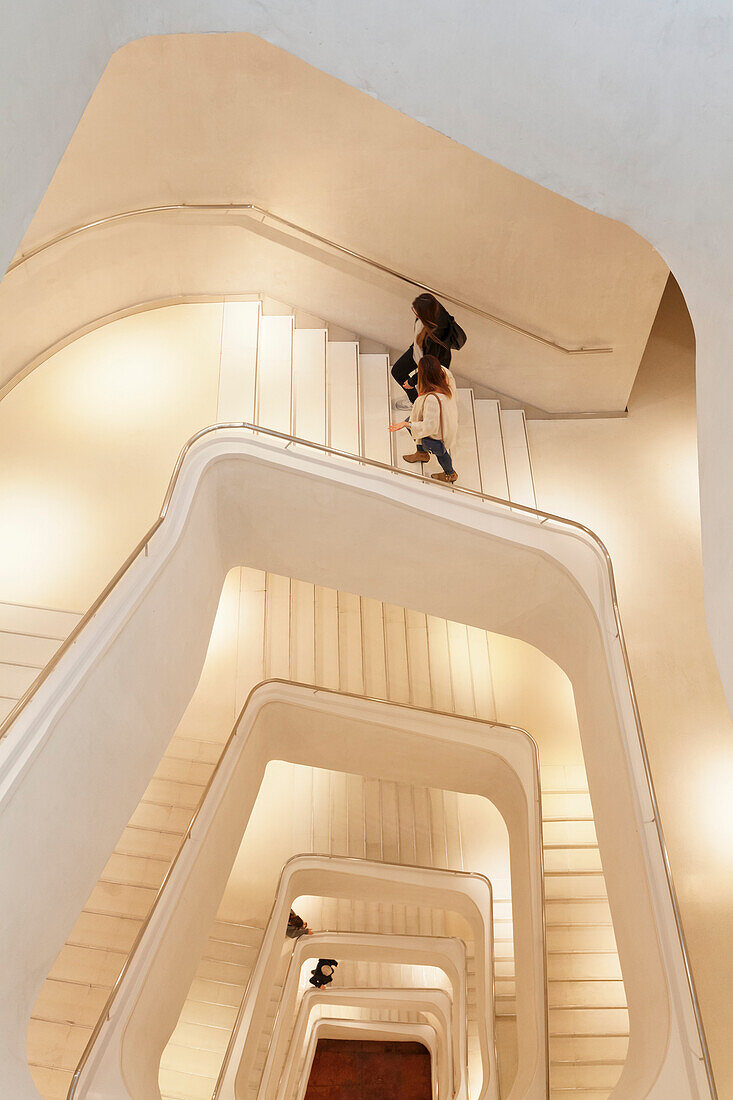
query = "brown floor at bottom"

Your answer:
(304, 1038), (432, 1099)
